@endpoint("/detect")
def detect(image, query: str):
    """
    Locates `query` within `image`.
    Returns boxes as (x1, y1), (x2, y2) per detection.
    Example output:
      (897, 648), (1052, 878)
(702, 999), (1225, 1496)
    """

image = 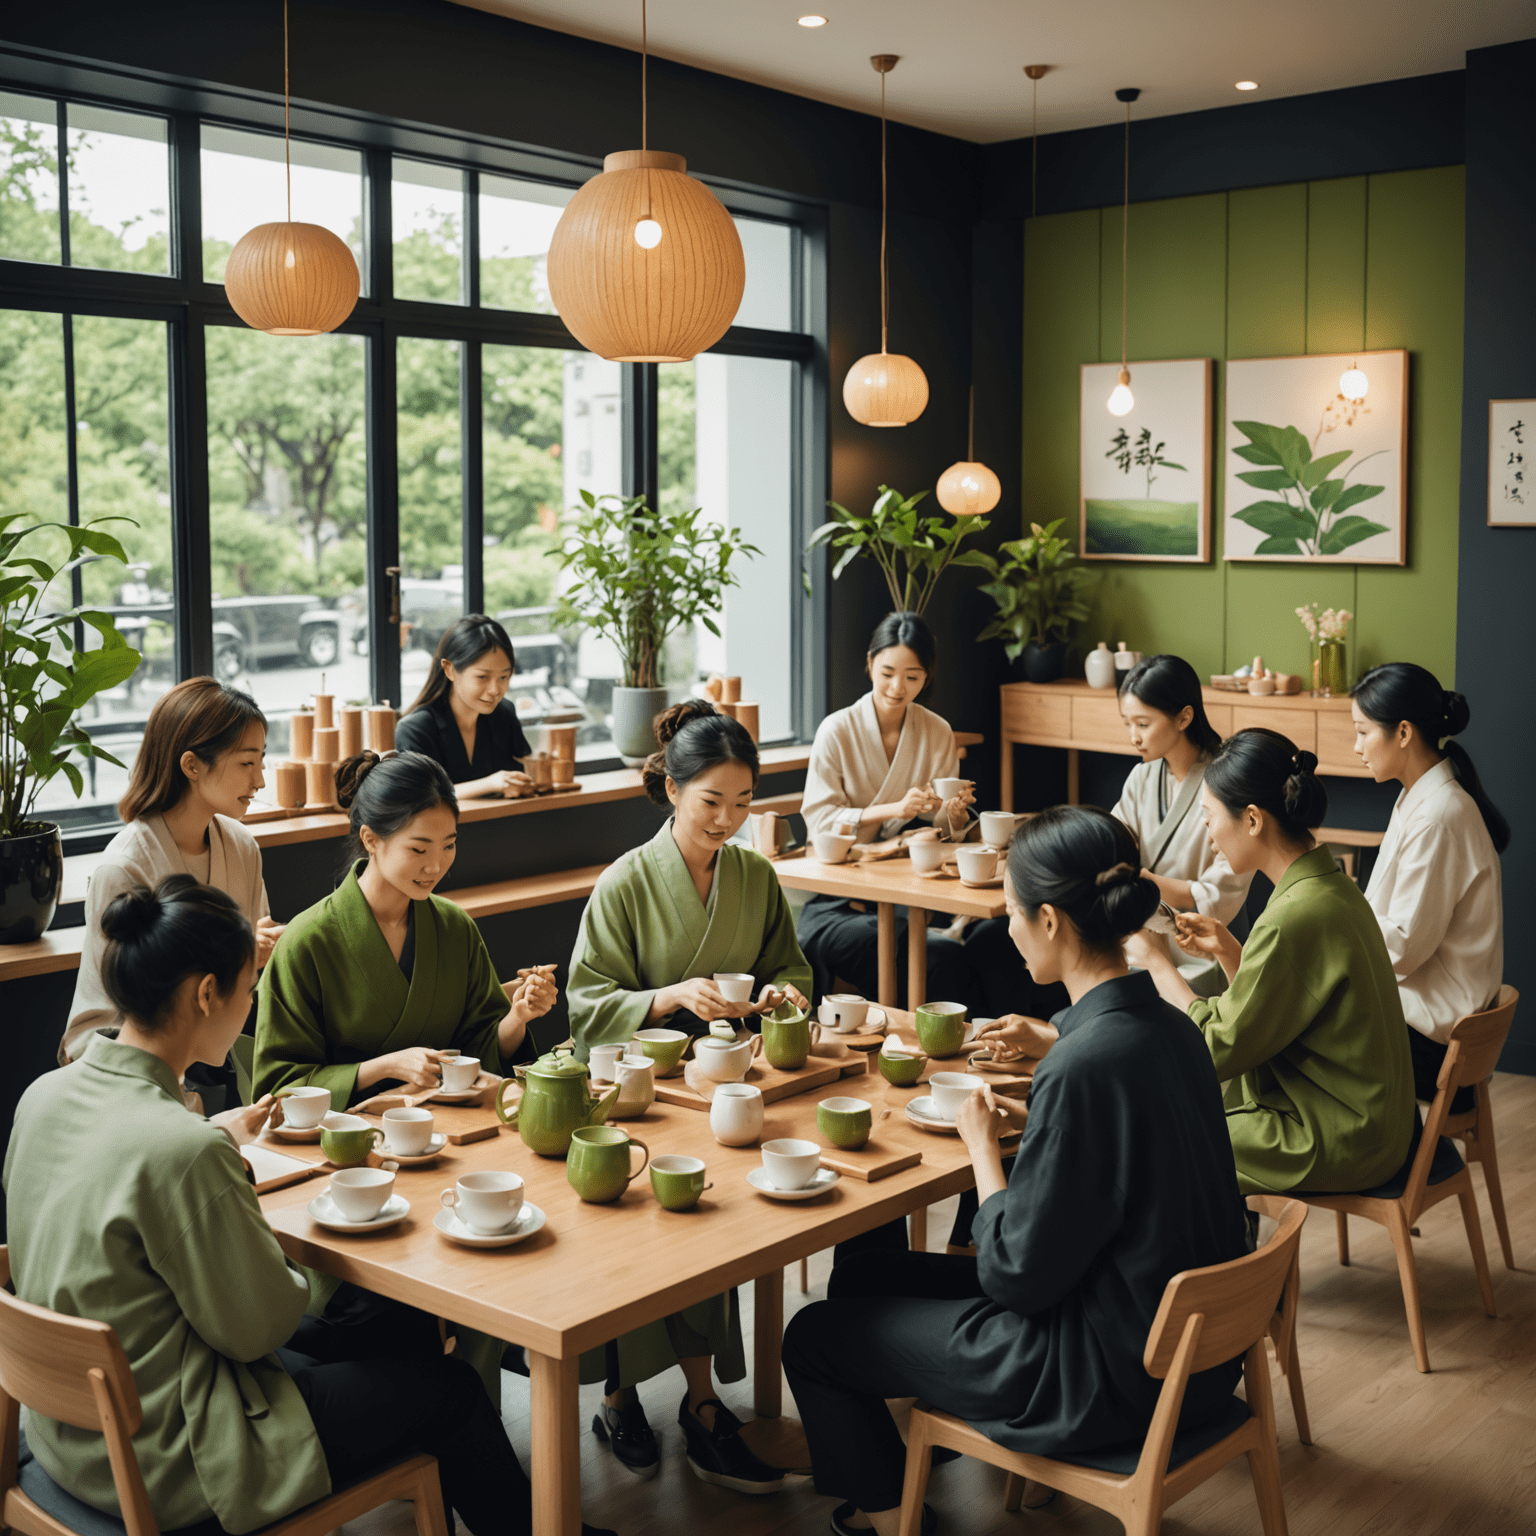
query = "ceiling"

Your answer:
(451, 0), (1536, 143)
